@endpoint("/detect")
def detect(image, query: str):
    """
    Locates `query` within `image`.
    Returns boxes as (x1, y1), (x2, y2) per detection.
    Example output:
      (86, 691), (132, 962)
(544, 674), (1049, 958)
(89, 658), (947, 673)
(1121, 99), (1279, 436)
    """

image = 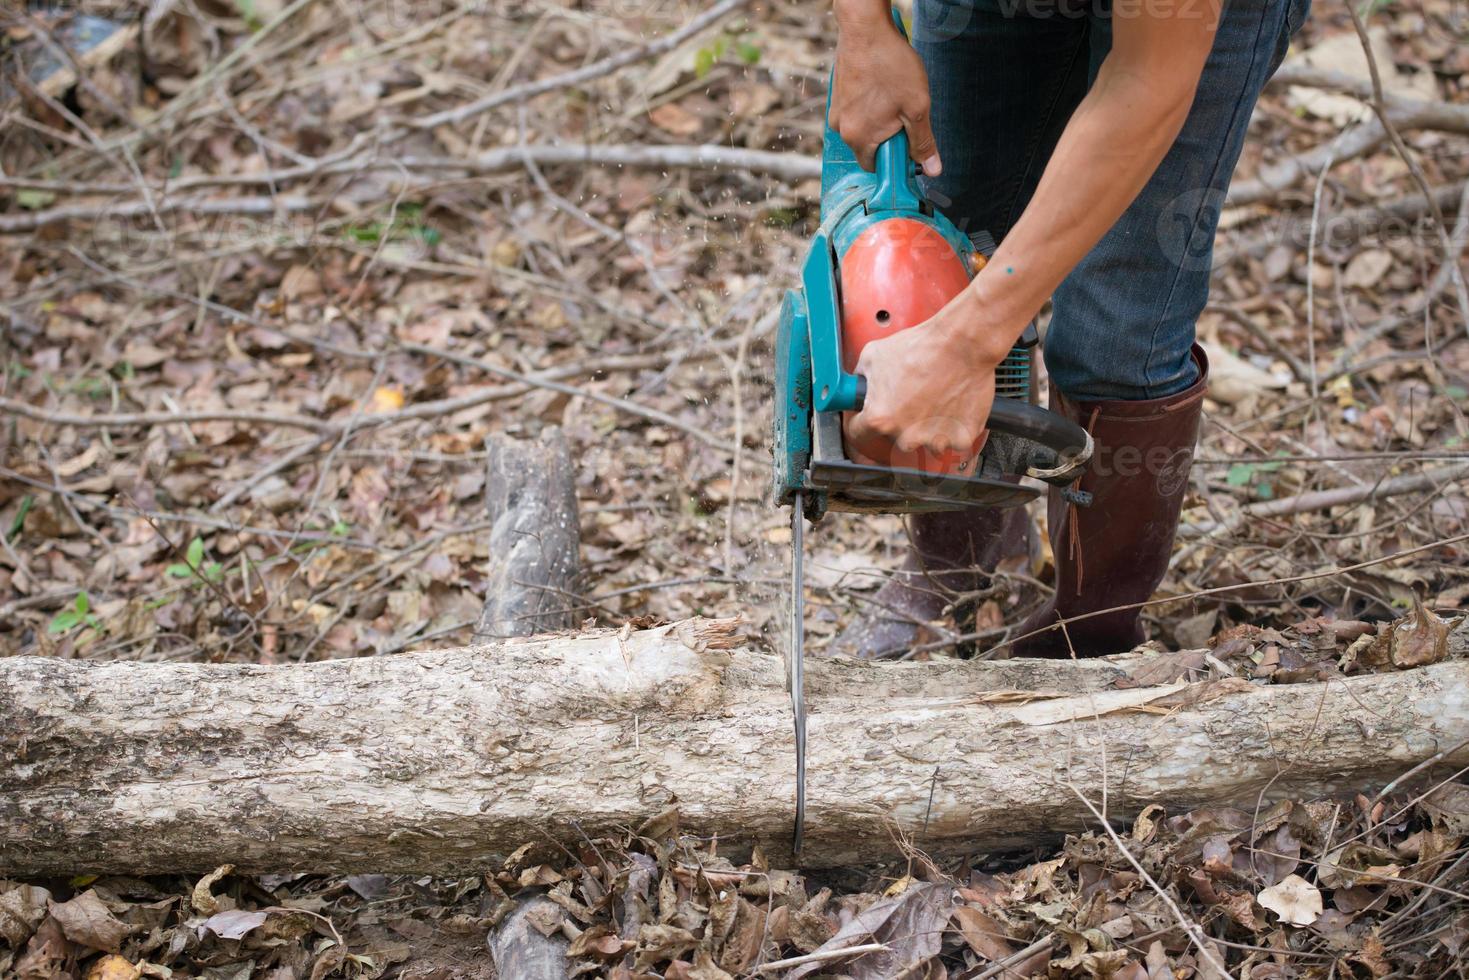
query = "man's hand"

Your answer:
(830, 0), (940, 176)
(845, 289), (1010, 465)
